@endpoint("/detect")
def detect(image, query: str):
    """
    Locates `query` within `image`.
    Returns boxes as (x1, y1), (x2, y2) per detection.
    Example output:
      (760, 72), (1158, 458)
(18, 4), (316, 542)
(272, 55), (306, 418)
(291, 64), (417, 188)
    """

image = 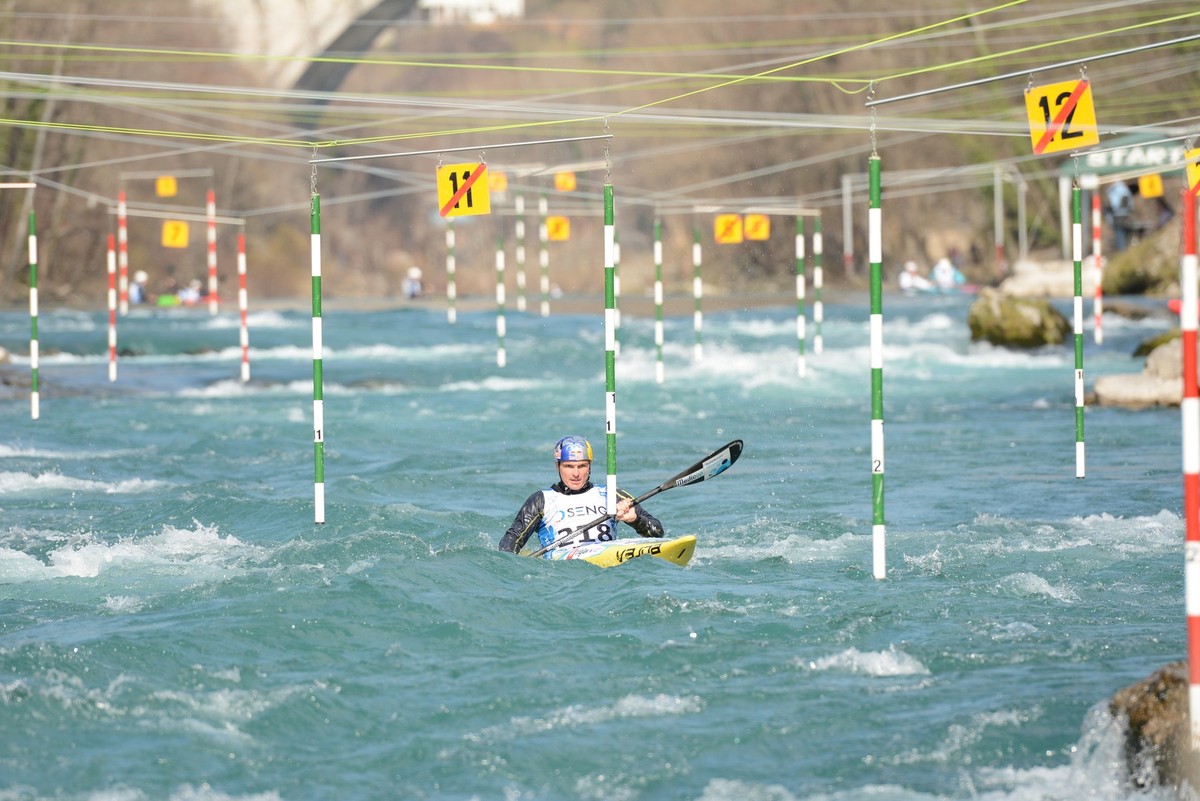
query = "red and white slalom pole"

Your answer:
(1092, 191), (1104, 345)
(237, 232), (250, 382)
(117, 189), (129, 316)
(207, 188), (219, 315)
(107, 233), (118, 382)
(28, 211), (39, 420)
(1180, 185), (1200, 752)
